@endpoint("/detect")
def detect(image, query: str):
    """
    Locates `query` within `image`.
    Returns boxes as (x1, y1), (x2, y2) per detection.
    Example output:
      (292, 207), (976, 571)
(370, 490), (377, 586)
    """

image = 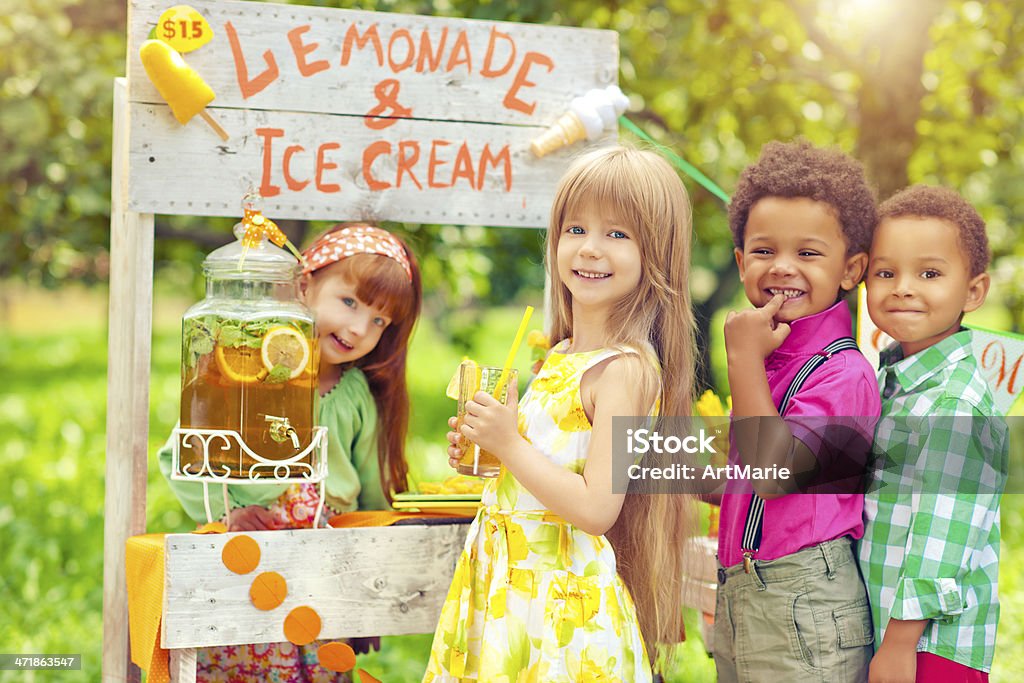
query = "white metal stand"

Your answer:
(171, 426), (329, 528)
